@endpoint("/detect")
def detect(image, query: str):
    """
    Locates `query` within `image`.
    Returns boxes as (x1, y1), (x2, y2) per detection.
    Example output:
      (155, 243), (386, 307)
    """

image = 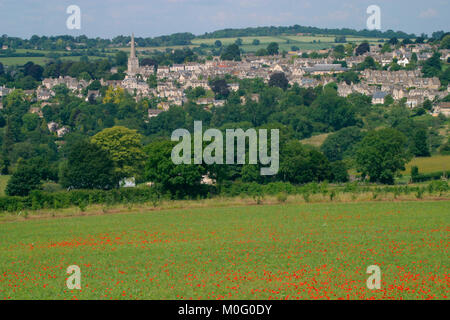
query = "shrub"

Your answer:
(276, 192), (288, 203)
